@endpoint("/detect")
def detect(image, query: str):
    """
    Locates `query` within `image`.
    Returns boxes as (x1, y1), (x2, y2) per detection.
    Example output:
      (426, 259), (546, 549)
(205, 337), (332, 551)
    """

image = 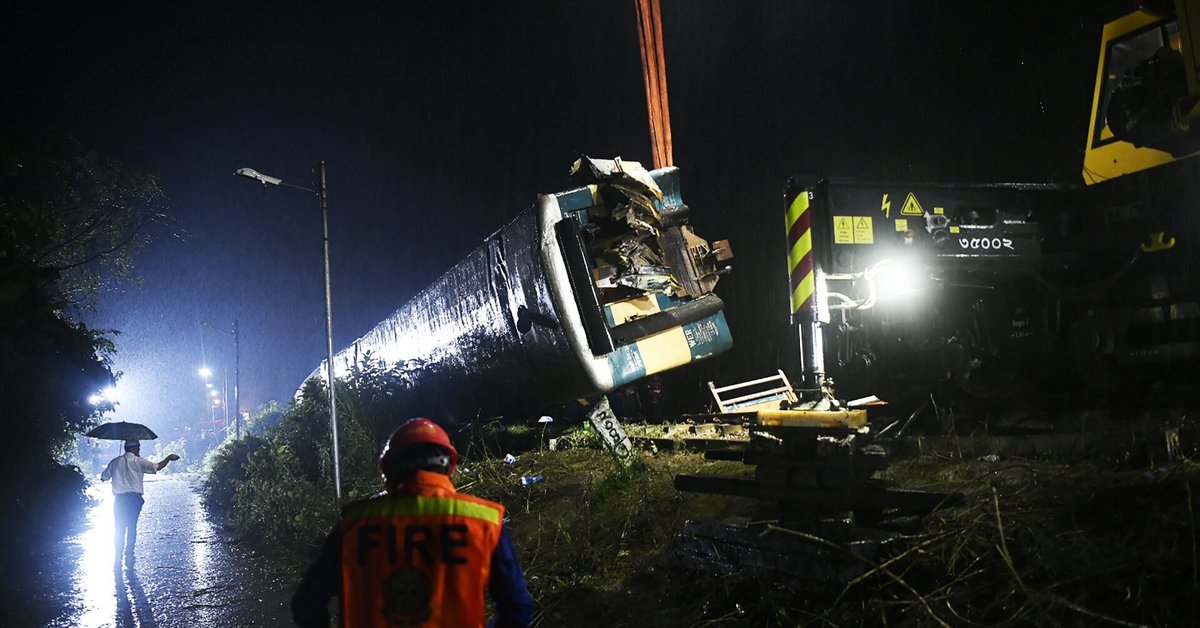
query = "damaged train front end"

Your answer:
(306, 157), (733, 421)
